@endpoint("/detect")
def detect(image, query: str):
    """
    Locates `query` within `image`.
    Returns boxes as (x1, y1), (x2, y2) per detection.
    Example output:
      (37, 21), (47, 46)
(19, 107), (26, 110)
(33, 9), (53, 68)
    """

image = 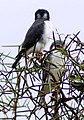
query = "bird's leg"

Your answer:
(37, 51), (43, 62)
